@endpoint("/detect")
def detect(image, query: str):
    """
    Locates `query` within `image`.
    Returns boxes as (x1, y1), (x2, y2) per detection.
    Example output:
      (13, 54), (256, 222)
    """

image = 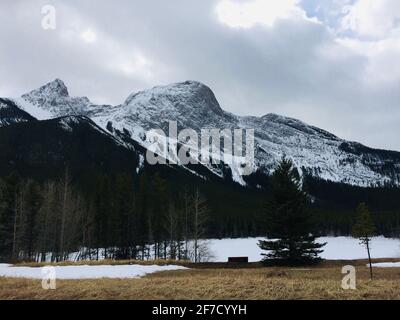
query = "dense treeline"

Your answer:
(305, 176), (400, 237)
(0, 171), (210, 263)
(1, 168), (400, 263)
